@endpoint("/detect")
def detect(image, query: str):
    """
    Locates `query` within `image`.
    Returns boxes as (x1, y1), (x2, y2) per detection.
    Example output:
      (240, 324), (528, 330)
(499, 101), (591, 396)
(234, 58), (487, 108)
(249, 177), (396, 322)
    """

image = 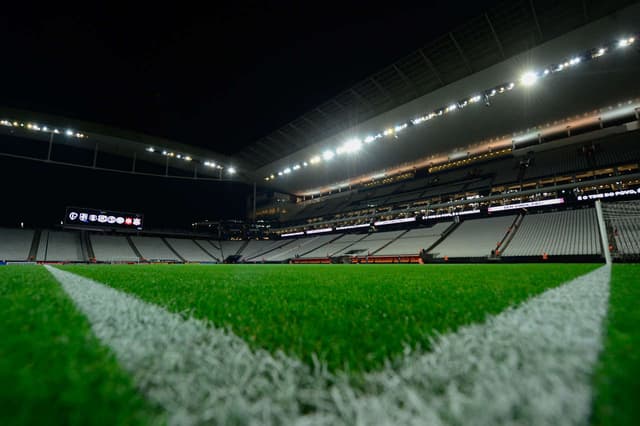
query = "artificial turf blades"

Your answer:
(592, 264), (640, 426)
(61, 263), (597, 373)
(0, 266), (159, 426)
